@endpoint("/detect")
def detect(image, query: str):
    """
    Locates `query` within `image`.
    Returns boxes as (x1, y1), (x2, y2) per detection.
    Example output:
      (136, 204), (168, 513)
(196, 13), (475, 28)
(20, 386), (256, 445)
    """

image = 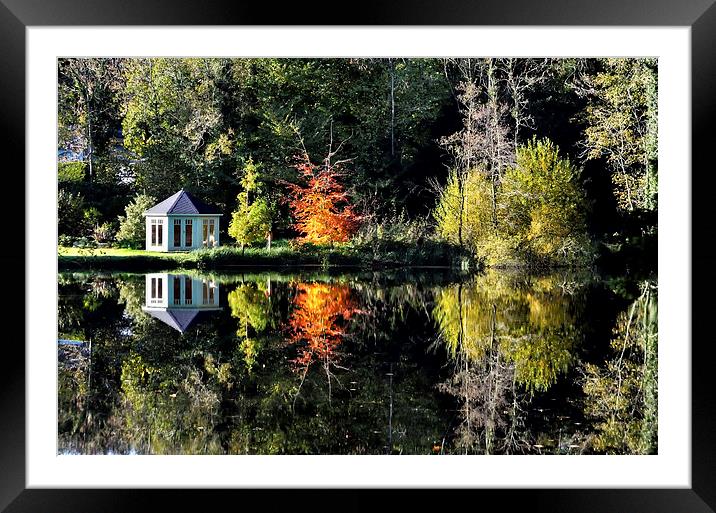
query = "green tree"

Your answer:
(58, 190), (87, 237)
(58, 58), (125, 182)
(122, 58), (238, 205)
(228, 159), (273, 251)
(579, 58), (658, 213)
(116, 193), (156, 248)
